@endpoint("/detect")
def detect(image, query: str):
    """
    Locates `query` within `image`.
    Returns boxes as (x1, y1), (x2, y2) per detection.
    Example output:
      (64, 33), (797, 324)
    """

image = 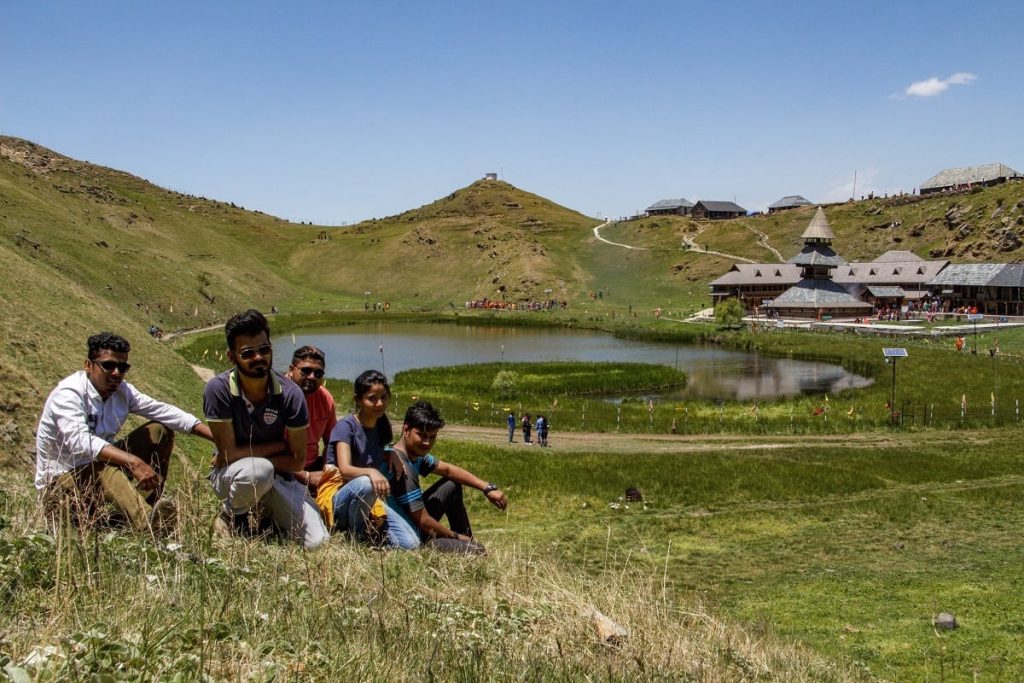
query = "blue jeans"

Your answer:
(332, 476), (376, 540)
(331, 475), (421, 550)
(384, 508), (421, 550)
